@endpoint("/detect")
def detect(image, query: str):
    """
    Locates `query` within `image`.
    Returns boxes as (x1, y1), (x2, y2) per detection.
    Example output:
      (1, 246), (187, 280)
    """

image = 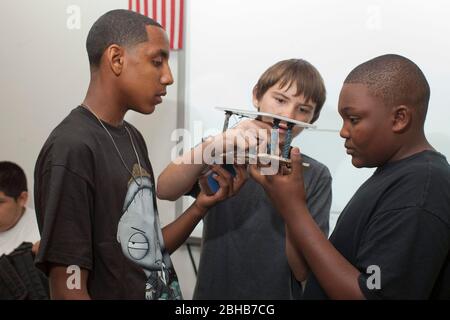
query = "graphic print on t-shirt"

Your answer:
(117, 164), (182, 300)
